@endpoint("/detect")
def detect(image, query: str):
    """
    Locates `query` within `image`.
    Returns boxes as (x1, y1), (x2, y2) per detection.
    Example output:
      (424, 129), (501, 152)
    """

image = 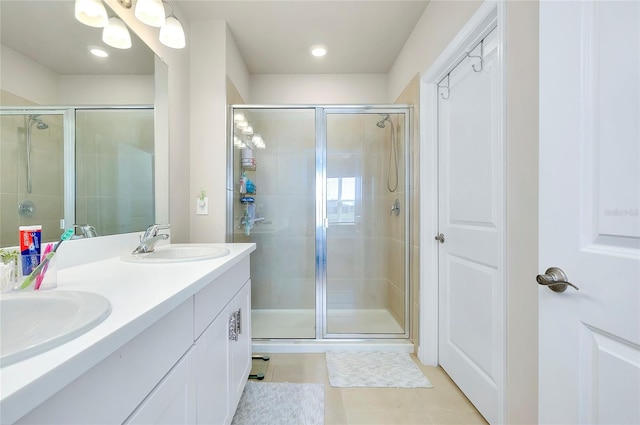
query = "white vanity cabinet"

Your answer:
(16, 299), (195, 425)
(12, 253), (253, 425)
(194, 257), (251, 425)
